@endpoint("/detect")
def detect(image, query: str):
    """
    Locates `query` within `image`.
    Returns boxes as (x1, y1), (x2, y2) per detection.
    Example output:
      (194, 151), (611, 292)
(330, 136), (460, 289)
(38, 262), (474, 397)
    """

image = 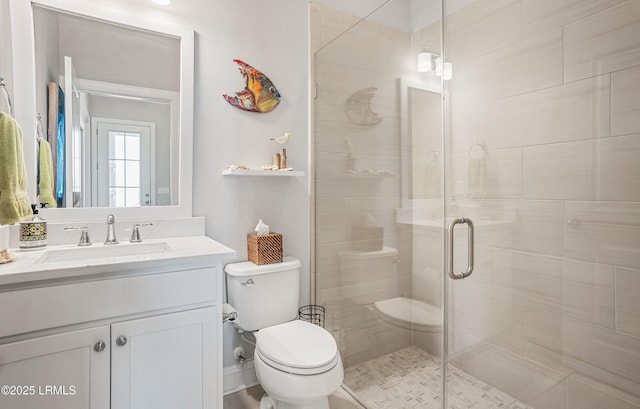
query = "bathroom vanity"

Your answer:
(0, 236), (235, 409)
